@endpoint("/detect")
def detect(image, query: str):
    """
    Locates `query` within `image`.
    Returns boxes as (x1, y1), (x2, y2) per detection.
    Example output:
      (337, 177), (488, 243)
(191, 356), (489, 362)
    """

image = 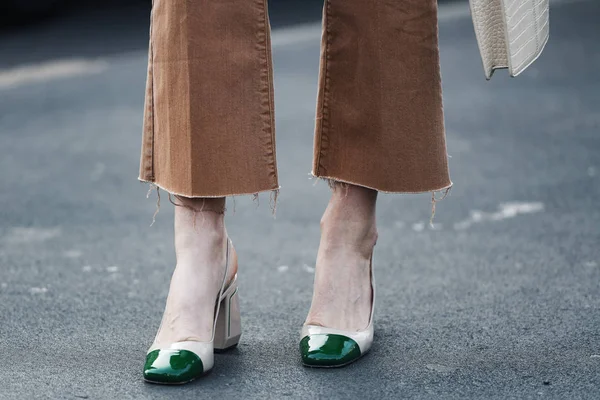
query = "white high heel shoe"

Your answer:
(300, 257), (375, 368)
(143, 239), (241, 384)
